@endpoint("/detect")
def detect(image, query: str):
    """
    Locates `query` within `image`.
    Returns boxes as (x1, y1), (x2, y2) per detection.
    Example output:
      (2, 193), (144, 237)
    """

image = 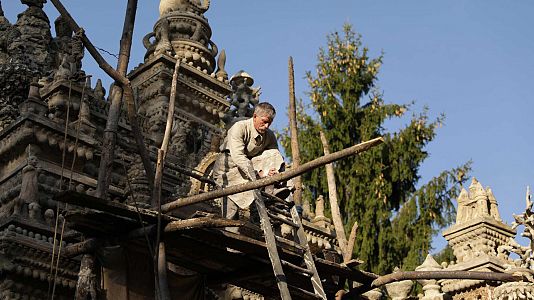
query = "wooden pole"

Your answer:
(152, 59), (179, 300)
(319, 130), (348, 260)
(157, 242), (171, 300)
(371, 270), (523, 287)
(96, 0), (138, 198)
(164, 217), (244, 232)
(345, 221), (358, 261)
(161, 137), (384, 213)
(288, 56), (303, 206)
(49, 0), (154, 191)
(75, 254), (97, 300)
